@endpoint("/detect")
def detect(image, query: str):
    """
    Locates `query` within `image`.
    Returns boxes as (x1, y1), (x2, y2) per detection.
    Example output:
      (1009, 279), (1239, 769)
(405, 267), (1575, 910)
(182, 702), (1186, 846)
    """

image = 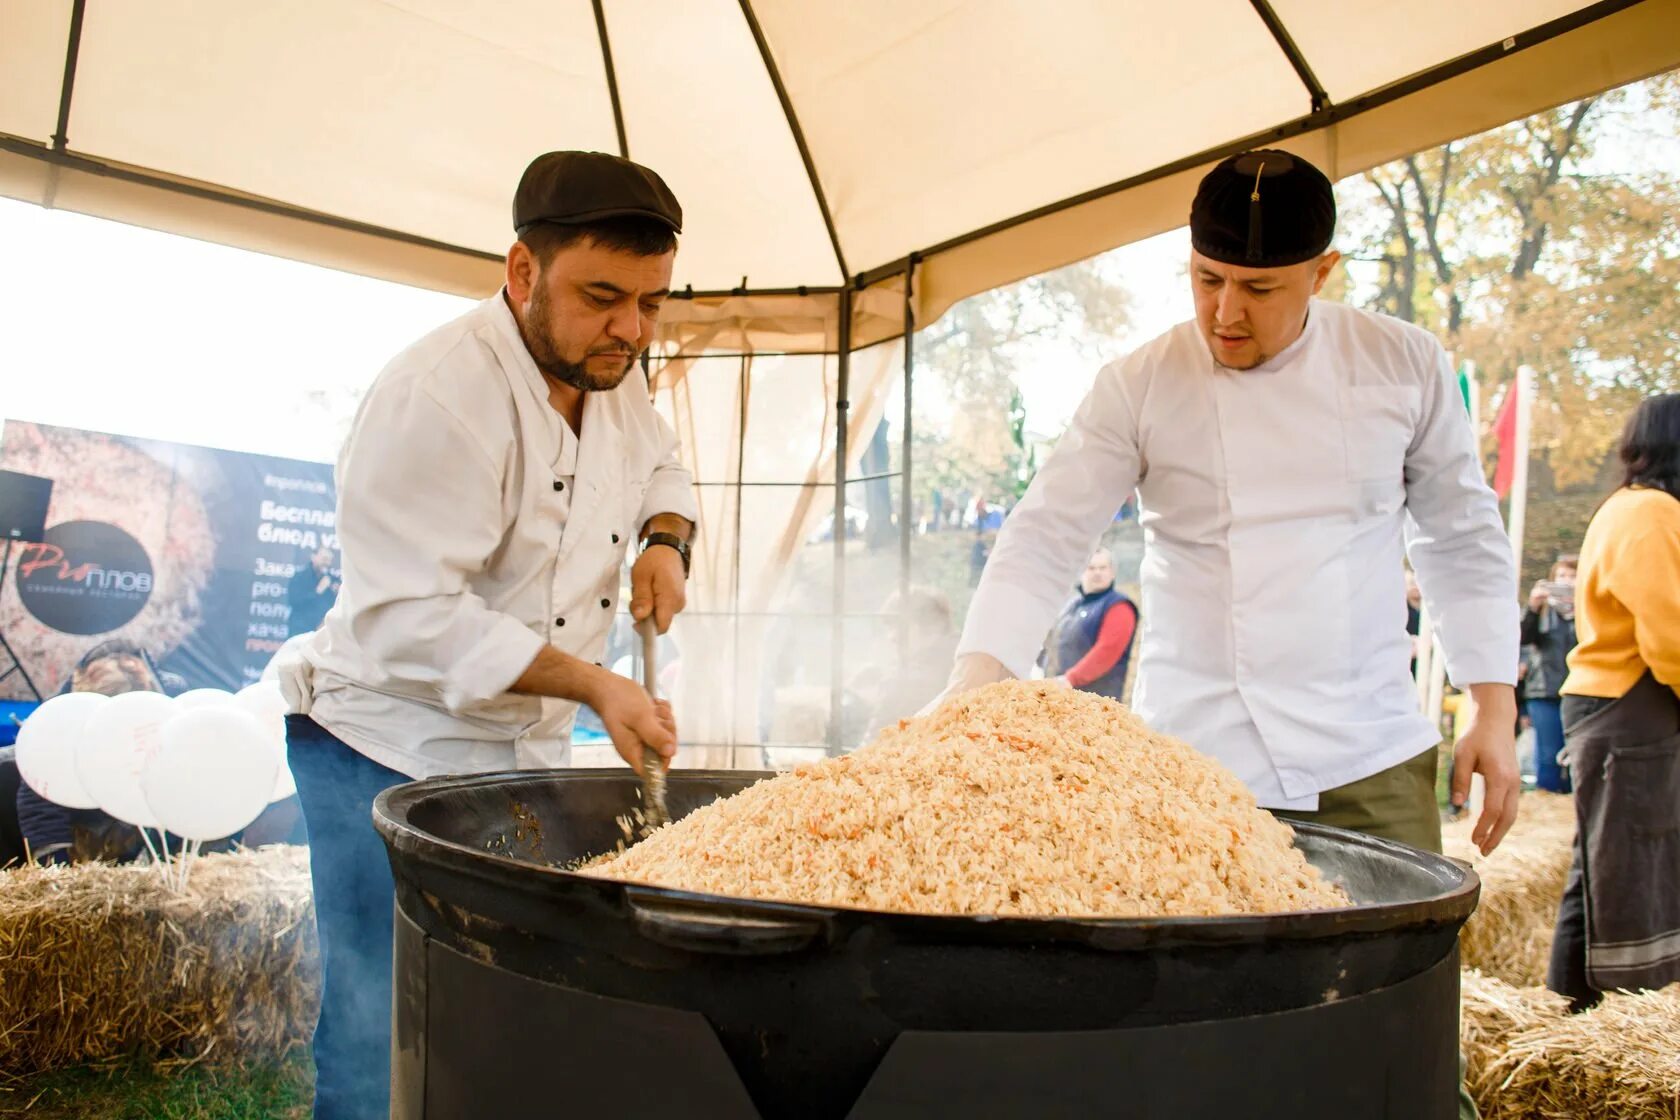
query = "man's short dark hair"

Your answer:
(519, 215), (677, 264)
